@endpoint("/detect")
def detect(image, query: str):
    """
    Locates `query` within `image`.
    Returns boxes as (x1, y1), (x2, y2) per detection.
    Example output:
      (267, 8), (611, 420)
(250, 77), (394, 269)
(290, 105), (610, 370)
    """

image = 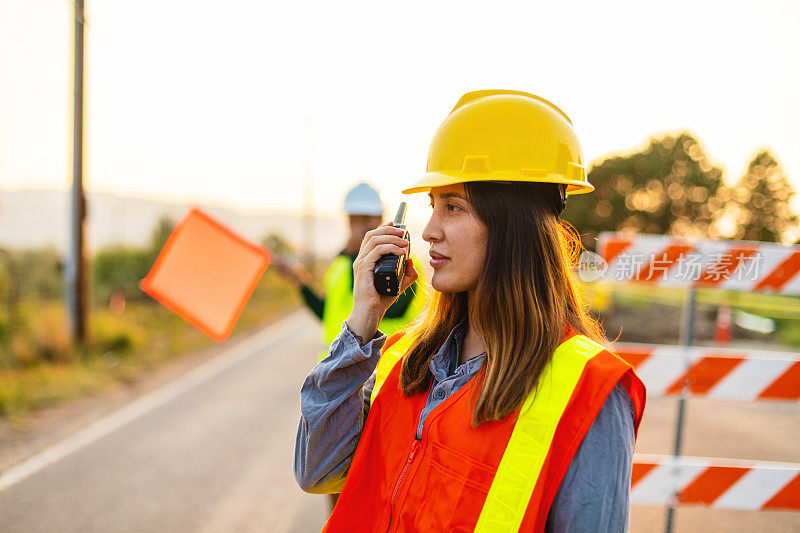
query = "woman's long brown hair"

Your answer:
(399, 181), (603, 427)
